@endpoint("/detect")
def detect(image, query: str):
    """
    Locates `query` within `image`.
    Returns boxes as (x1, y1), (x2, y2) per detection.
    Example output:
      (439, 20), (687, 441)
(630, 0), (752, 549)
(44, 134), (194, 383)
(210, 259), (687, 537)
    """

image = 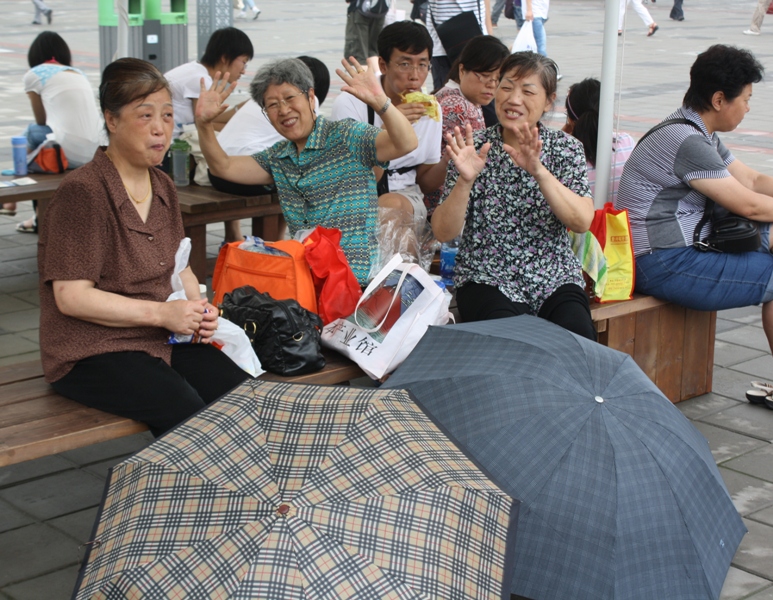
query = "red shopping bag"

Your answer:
(302, 226), (362, 325)
(589, 203), (636, 302)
